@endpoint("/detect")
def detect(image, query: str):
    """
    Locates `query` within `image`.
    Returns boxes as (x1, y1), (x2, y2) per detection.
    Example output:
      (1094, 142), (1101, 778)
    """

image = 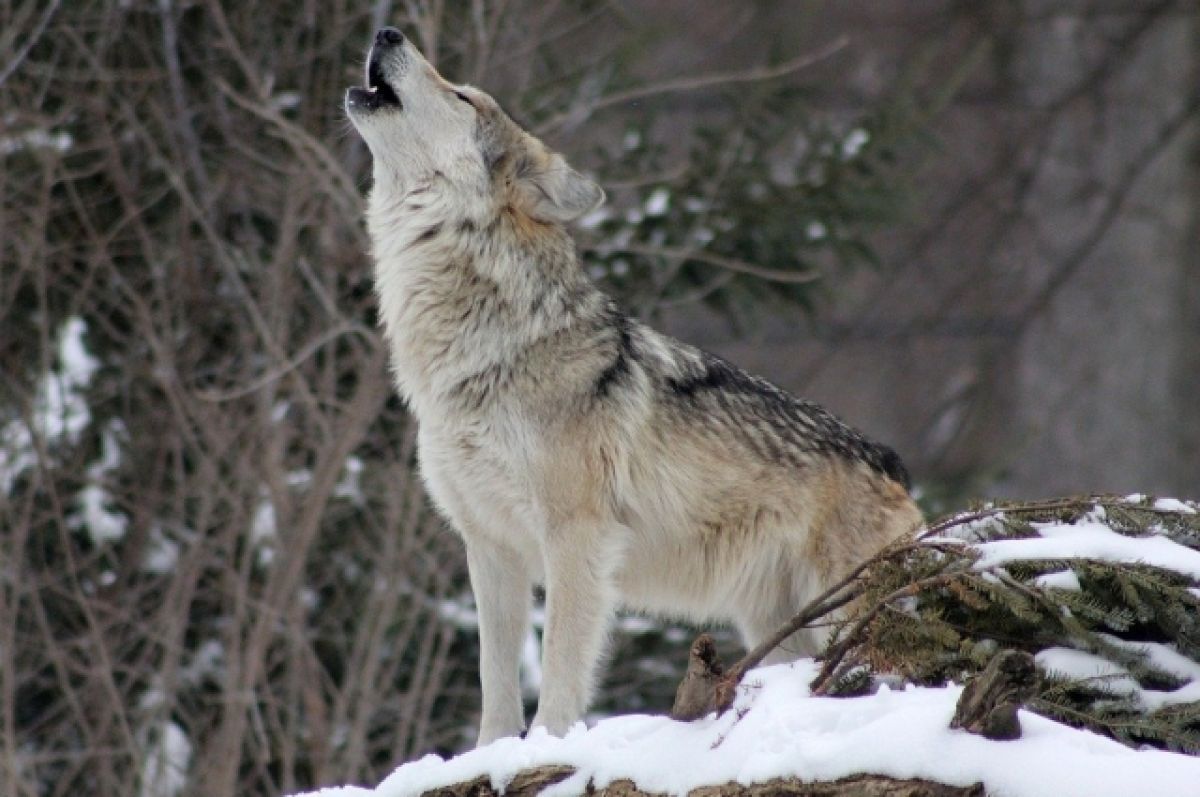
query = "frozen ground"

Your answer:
(294, 657), (1200, 797)
(295, 502), (1200, 797)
